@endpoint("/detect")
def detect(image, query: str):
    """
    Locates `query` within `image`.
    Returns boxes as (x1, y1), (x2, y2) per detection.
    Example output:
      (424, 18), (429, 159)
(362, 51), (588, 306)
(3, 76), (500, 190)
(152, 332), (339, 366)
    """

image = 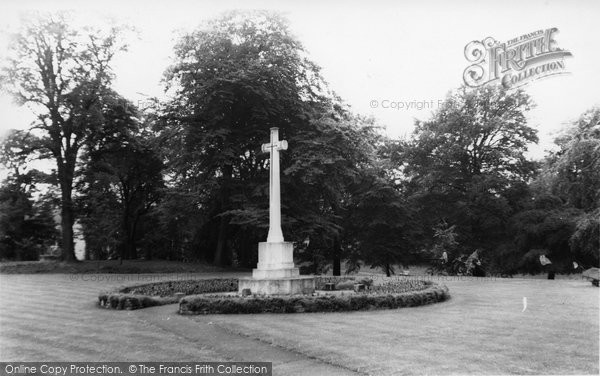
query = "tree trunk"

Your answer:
(145, 243), (152, 260)
(56, 137), (78, 262)
(385, 263), (392, 277)
(333, 236), (341, 276)
(129, 215), (139, 260)
(121, 209), (129, 260)
(213, 215), (229, 266)
(213, 165), (233, 266)
(60, 187), (77, 262)
(237, 231), (249, 268)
